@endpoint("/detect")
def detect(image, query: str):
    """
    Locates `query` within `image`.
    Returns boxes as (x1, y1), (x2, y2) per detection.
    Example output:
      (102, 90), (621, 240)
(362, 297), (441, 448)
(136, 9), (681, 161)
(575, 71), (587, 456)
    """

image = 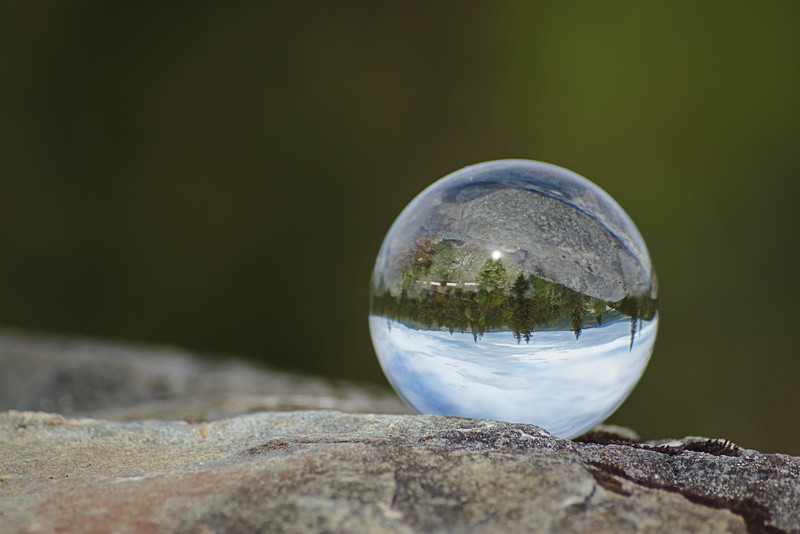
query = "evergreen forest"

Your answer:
(372, 251), (657, 345)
